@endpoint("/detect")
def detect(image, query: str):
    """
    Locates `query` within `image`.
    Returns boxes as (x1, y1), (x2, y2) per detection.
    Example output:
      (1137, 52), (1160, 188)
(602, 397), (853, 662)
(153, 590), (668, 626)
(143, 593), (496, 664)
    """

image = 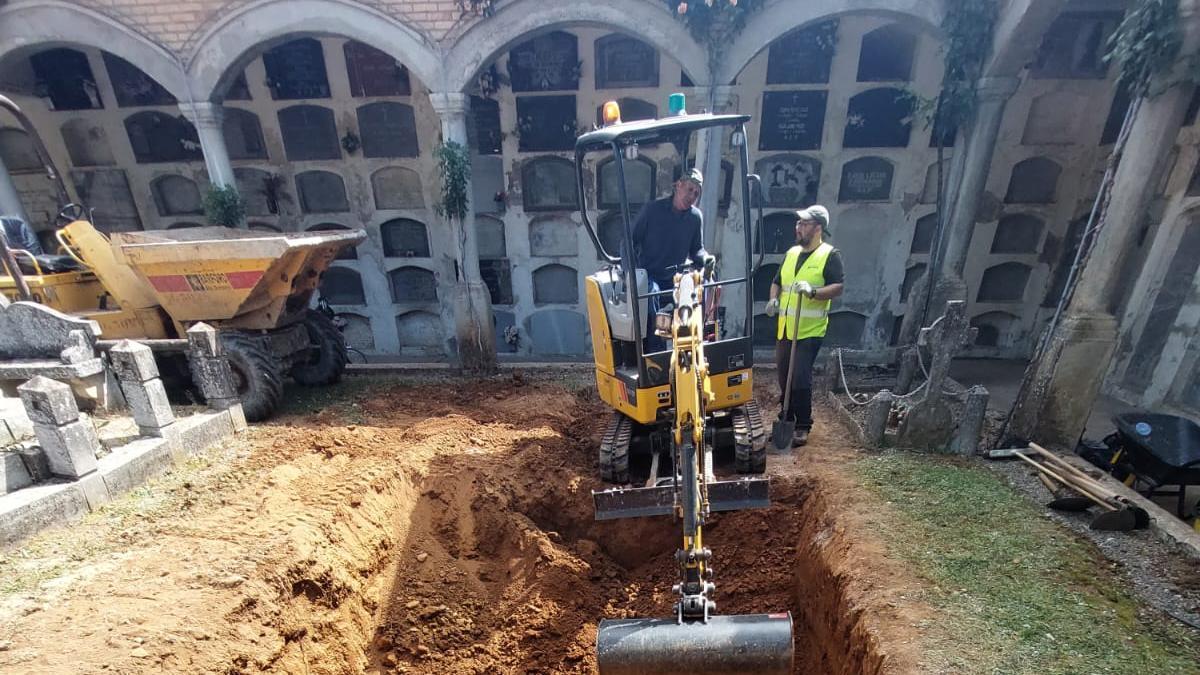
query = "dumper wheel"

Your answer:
(291, 310), (348, 387)
(219, 334), (283, 422)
